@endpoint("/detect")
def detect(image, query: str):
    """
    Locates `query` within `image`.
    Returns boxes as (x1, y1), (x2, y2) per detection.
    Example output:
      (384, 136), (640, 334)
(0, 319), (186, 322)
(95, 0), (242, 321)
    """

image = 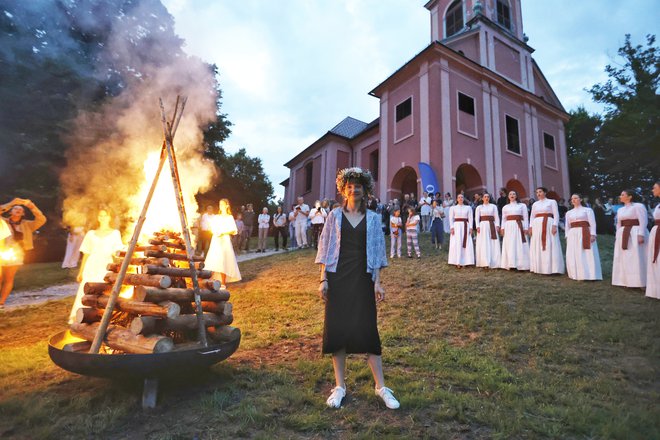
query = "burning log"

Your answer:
(129, 313), (233, 335)
(145, 250), (204, 262)
(207, 325), (241, 343)
(117, 245), (167, 257)
(84, 282), (114, 296)
(133, 286), (229, 303)
(149, 238), (186, 250)
(104, 272), (172, 288)
(141, 265), (212, 279)
(82, 295), (180, 318)
(198, 301), (226, 314)
(71, 322), (174, 354)
(75, 307), (104, 324)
